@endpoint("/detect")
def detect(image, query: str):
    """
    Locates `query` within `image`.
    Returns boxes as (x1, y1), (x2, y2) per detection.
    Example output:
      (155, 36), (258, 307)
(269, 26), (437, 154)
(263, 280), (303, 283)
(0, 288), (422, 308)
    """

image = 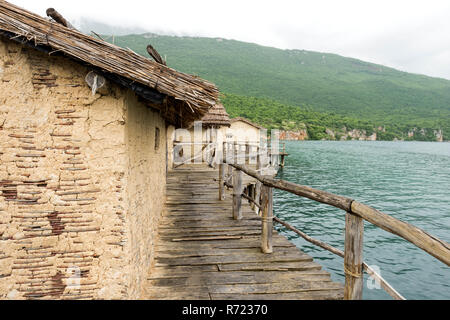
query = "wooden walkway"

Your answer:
(143, 165), (344, 300)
